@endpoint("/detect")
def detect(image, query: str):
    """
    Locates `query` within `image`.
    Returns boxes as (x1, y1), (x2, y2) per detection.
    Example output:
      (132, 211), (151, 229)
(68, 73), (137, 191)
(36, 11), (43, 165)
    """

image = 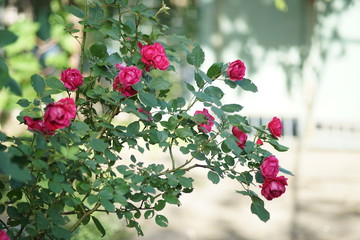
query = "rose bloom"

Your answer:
(152, 53), (169, 70)
(0, 230), (10, 240)
(268, 117), (283, 138)
(261, 176), (288, 200)
(139, 42), (169, 71)
(260, 155), (280, 179)
(23, 116), (54, 136)
(138, 108), (153, 121)
(194, 108), (215, 133)
(113, 65), (142, 97)
(227, 59), (246, 81)
(44, 98), (76, 131)
(232, 126), (248, 149)
(60, 68), (83, 91)
(256, 138), (263, 145)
